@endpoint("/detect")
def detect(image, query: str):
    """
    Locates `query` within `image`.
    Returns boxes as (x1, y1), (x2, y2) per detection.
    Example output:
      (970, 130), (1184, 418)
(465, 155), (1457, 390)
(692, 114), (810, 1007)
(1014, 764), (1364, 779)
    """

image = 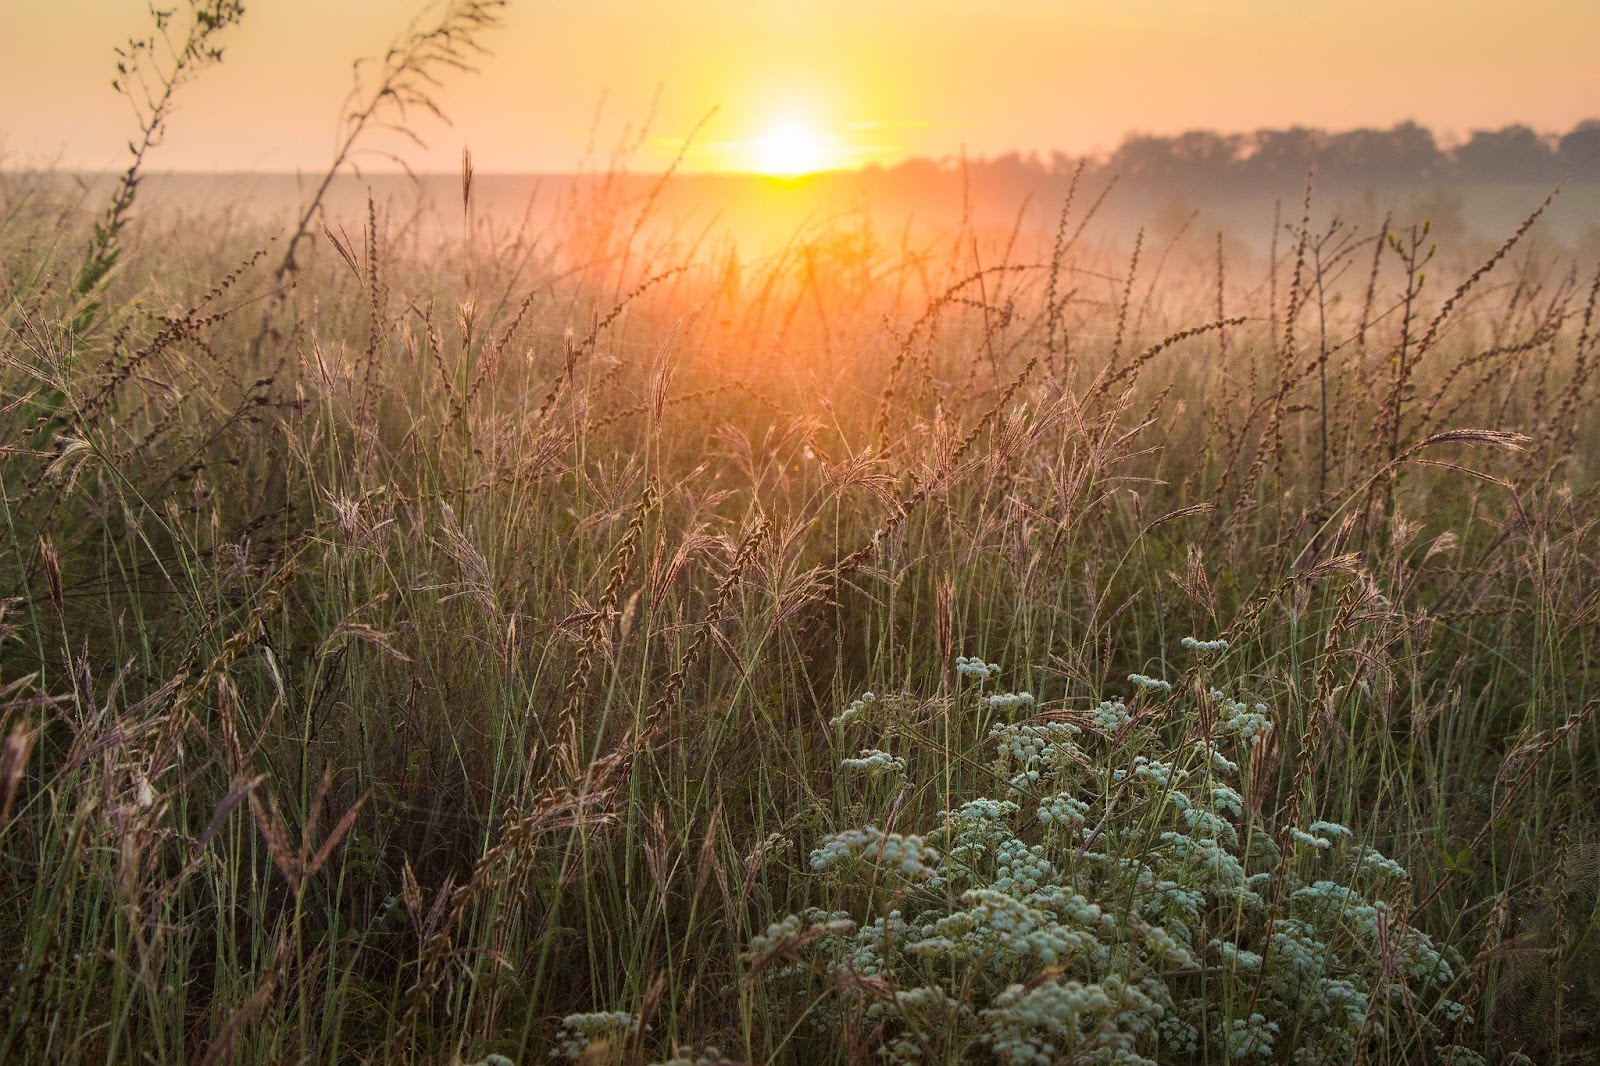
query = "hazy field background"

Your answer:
(44, 164), (1600, 257)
